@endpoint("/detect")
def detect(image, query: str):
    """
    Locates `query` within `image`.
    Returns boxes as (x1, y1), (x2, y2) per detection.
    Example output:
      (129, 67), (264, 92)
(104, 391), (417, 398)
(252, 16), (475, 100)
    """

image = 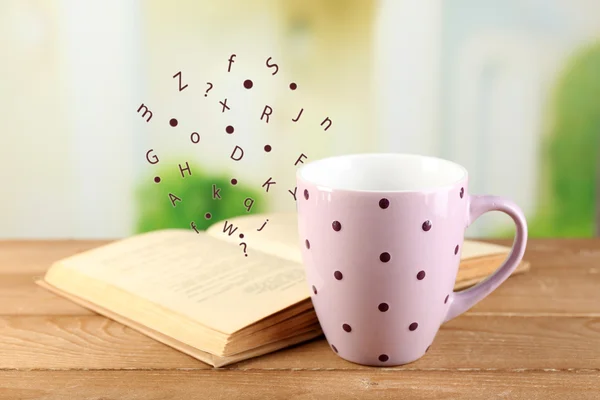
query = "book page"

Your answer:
(206, 212), (303, 263)
(50, 229), (310, 335)
(460, 240), (511, 259)
(206, 212), (511, 263)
